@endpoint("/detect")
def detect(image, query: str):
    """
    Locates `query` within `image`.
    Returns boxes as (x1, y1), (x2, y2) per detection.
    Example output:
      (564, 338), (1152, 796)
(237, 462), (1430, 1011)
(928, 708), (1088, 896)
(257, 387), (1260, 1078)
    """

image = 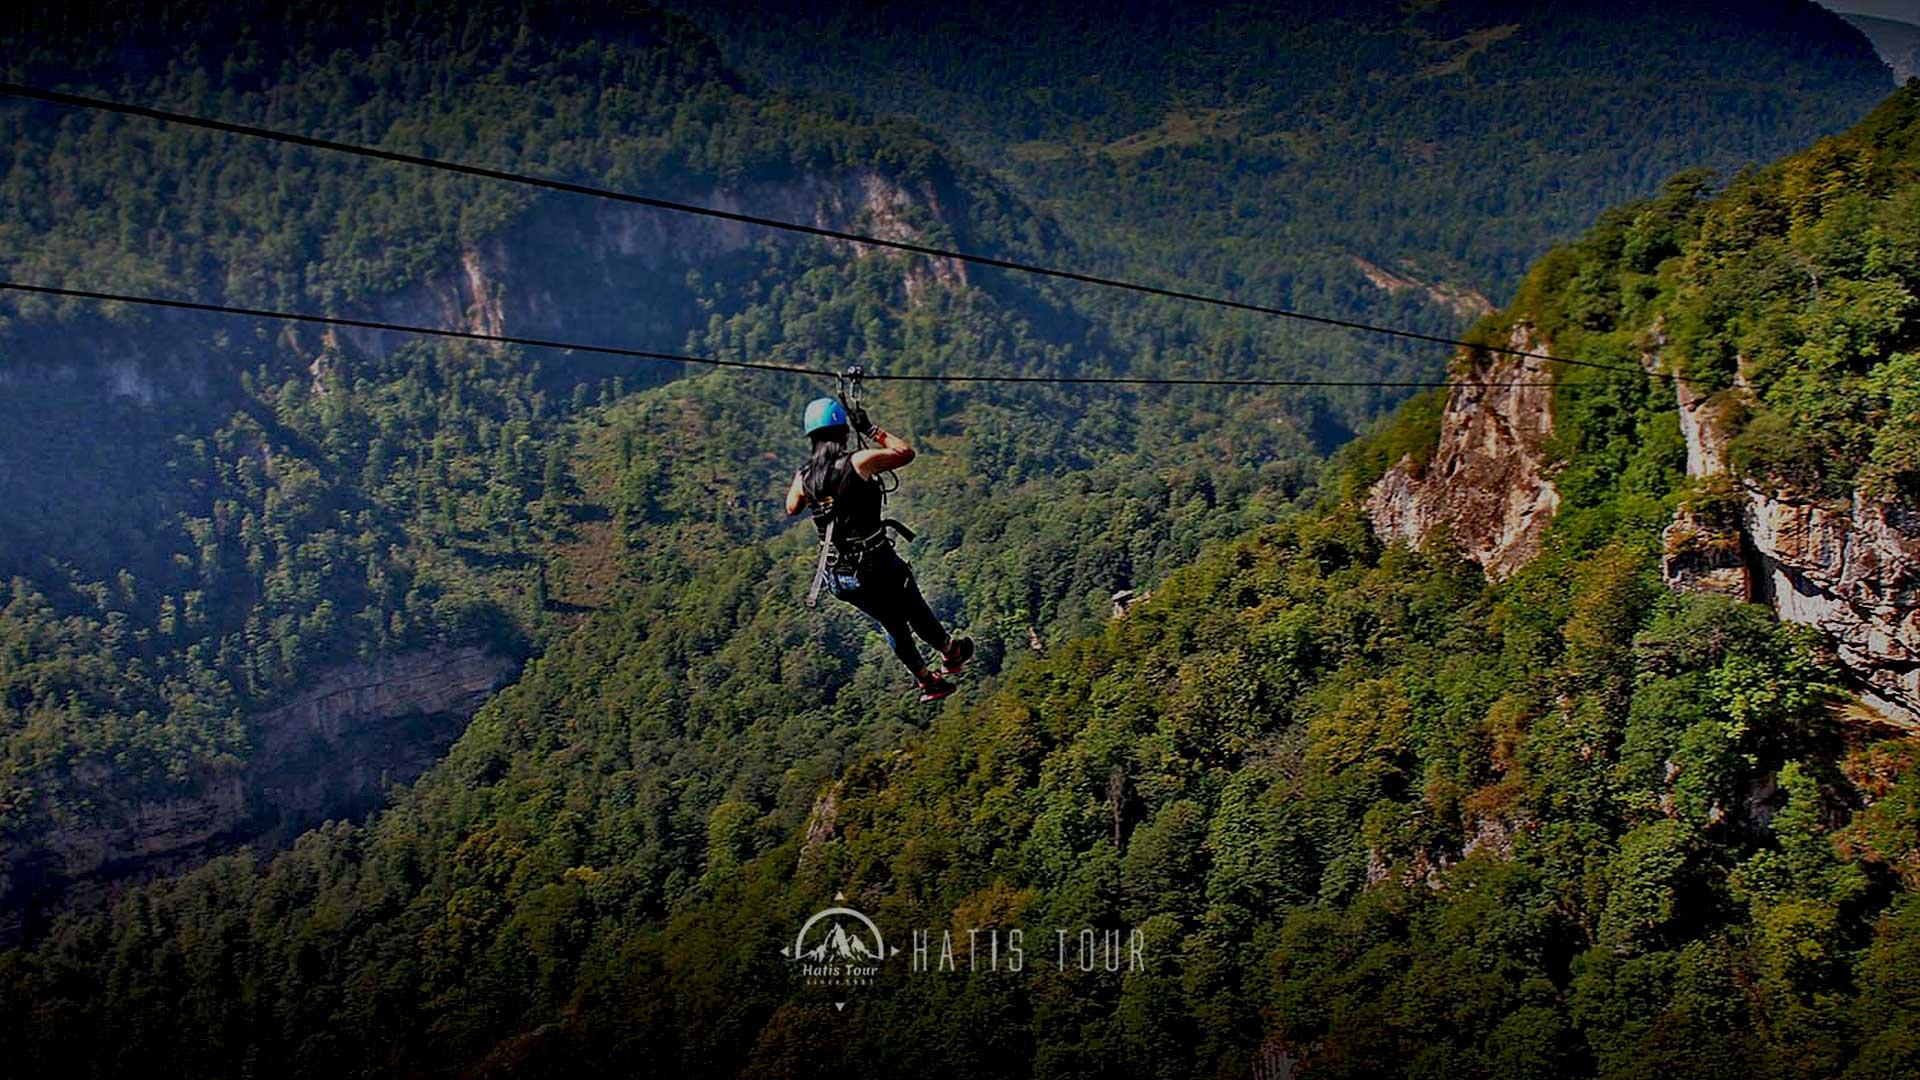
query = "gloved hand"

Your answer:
(847, 403), (876, 437)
